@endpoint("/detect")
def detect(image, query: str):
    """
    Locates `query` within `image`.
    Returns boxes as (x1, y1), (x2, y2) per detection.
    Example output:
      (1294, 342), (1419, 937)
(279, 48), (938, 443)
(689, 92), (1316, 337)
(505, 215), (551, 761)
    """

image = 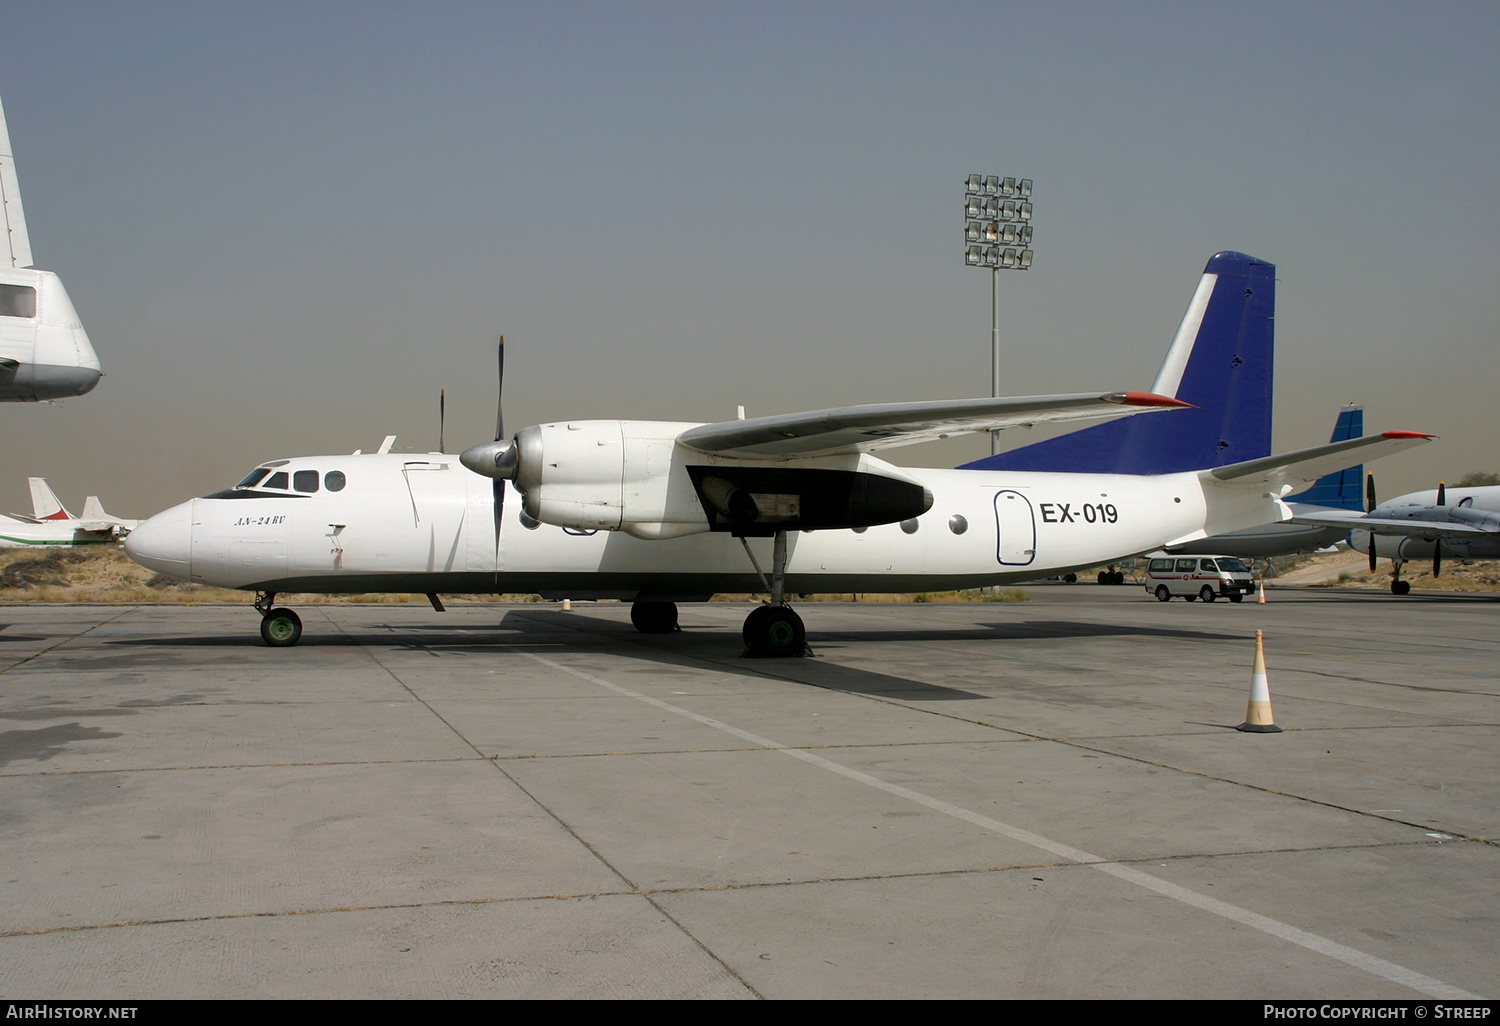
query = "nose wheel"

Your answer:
(255, 592), (303, 647)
